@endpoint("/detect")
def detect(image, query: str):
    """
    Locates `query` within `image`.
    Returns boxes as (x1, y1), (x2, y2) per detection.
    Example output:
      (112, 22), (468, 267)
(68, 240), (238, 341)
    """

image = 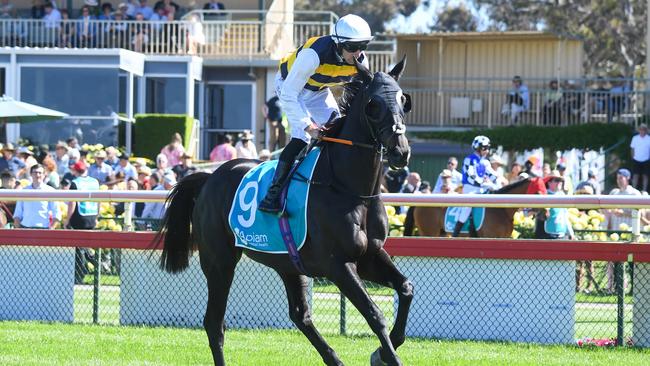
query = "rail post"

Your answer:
(339, 292), (346, 335)
(93, 247), (101, 324)
(615, 261), (625, 346)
